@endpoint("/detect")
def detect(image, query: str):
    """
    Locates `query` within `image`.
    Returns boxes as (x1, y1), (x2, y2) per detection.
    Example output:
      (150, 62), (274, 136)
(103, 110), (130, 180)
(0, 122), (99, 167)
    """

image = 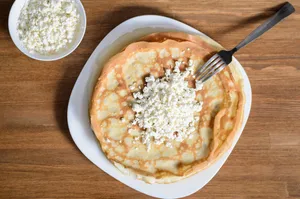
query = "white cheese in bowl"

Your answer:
(17, 0), (80, 55)
(131, 62), (203, 150)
